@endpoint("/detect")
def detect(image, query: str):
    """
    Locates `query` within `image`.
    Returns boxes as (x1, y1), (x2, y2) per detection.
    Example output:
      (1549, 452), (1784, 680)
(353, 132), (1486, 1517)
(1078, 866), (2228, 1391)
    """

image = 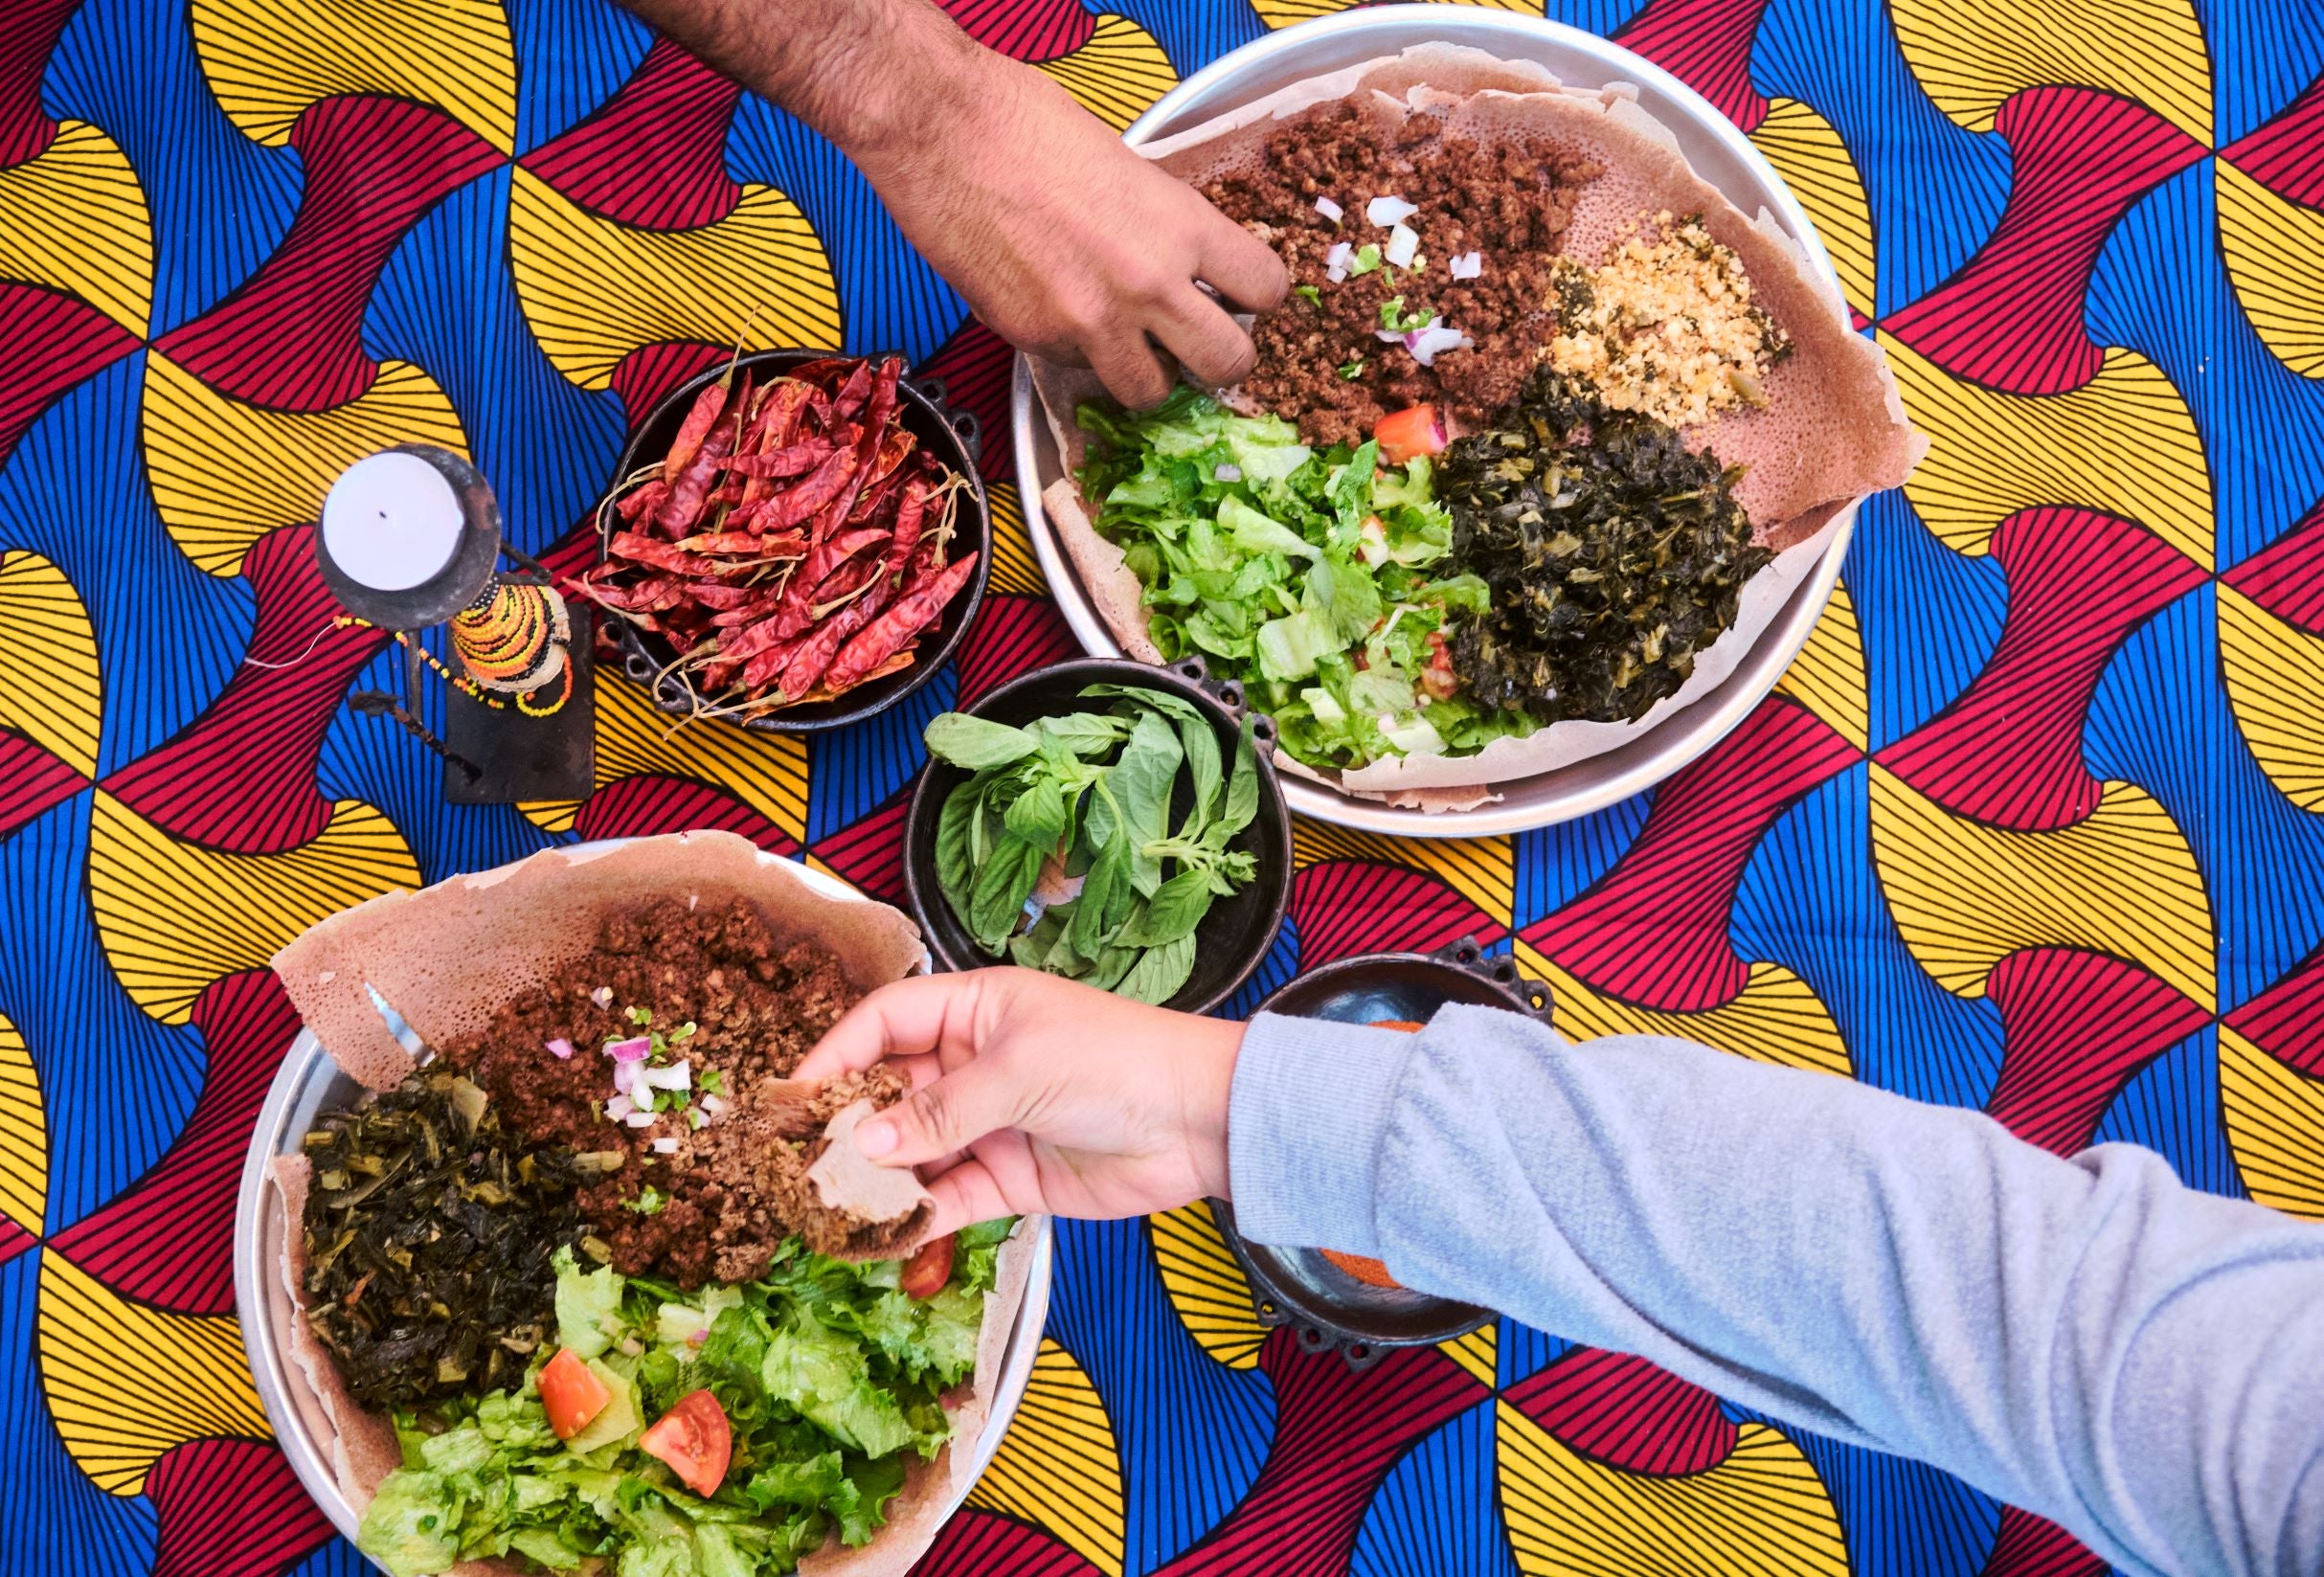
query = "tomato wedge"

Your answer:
(1374, 404), (1446, 465)
(900, 1232), (957, 1299)
(640, 1388), (733, 1498)
(538, 1347), (611, 1441)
